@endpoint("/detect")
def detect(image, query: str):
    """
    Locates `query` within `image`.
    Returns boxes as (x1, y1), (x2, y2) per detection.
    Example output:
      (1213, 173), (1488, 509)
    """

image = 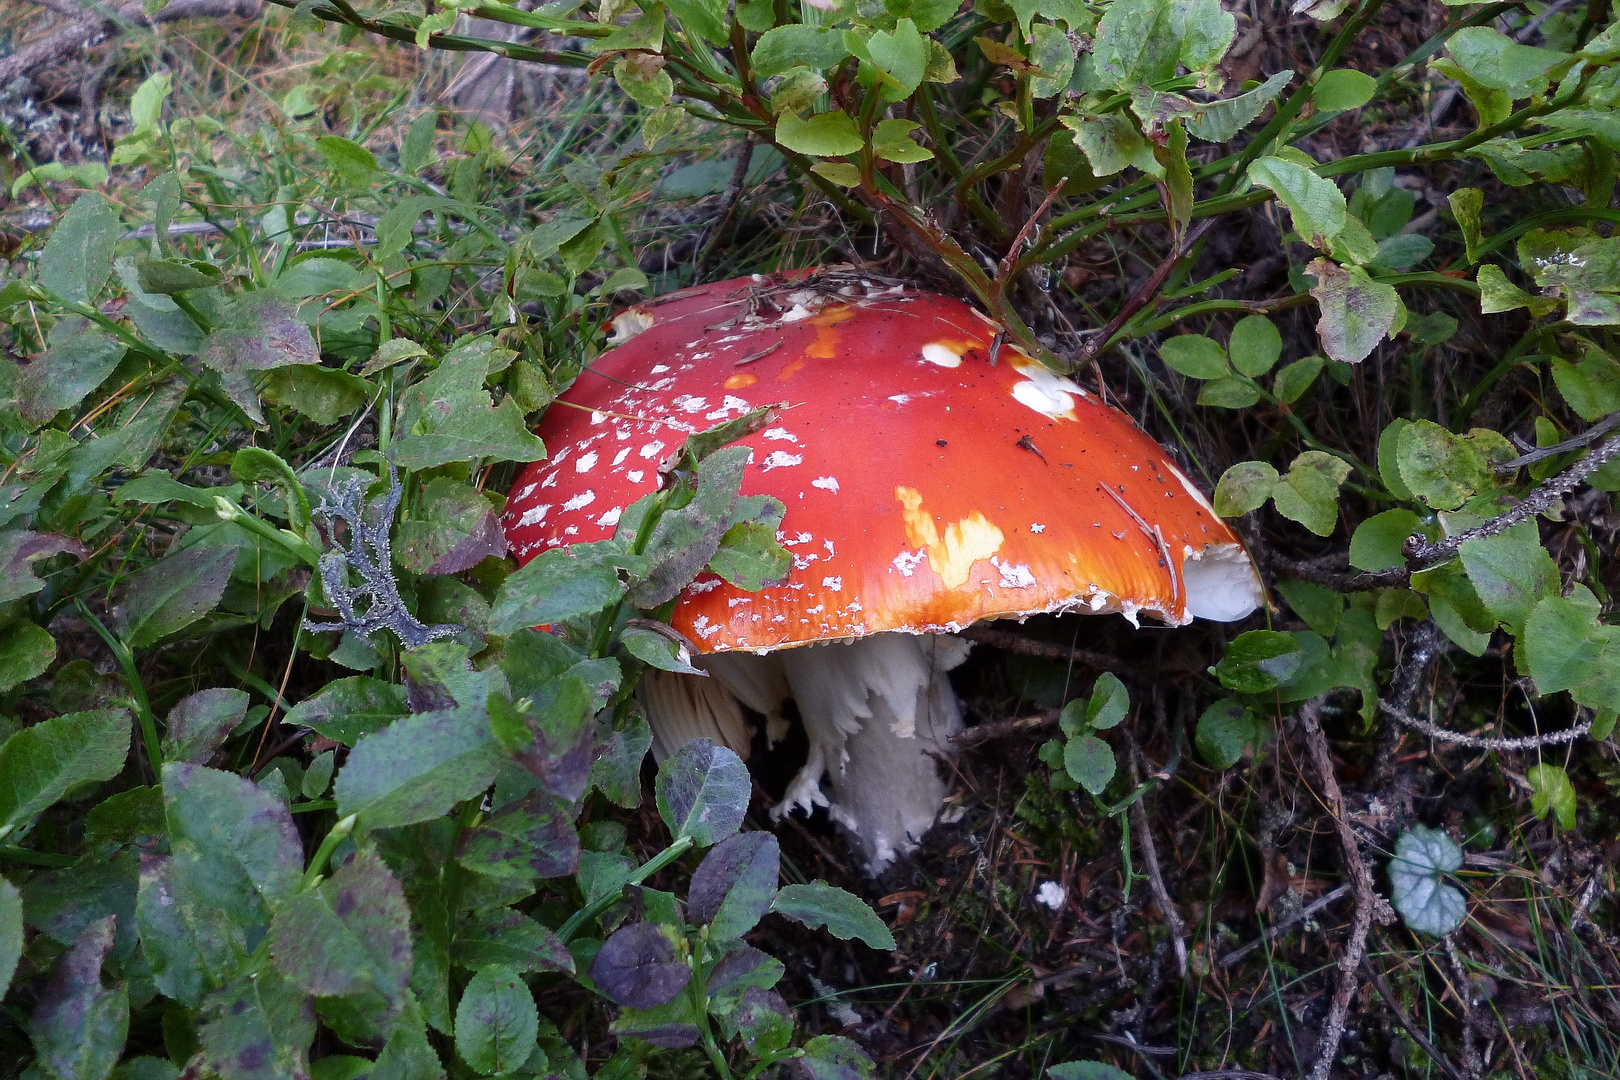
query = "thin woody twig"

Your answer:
(1406, 428), (1620, 569)
(1363, 951), (1470, 1080)
(1217, 882), (1353, 967)
(1128, 764), (1188, 977)
(1497, 410), (1620, 472)
(1298, 696), (1395, 1080)
(1071, 217), (1218, 368)
(1378, 700), (1591, 750)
